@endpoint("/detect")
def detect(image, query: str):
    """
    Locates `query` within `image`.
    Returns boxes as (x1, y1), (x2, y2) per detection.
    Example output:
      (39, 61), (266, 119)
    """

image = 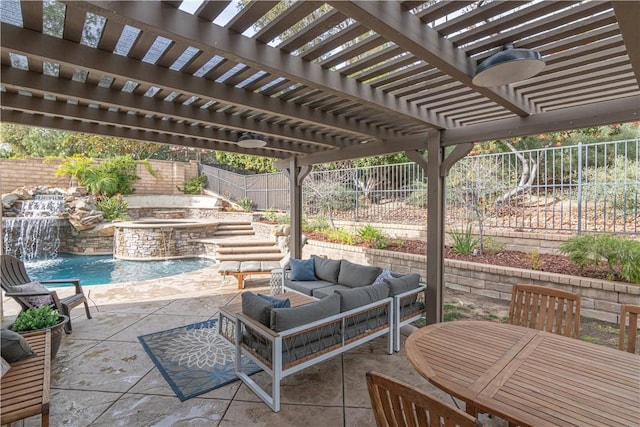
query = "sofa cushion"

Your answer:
(286, 279), (334, 296)
(384, 274), (421, 296)
(270, 293), (340, 332)
(372, 268), (394, 286)
(338, 260), (382, 288)
(289, 258), (316, 281)
(312, 255), (341, 283)
(1, 329), (35, 363)
(335, 282), (389, 312)
(242, 291), (275, 327)
(312, 284), (351, 299)
(258, 293), (291, 309)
